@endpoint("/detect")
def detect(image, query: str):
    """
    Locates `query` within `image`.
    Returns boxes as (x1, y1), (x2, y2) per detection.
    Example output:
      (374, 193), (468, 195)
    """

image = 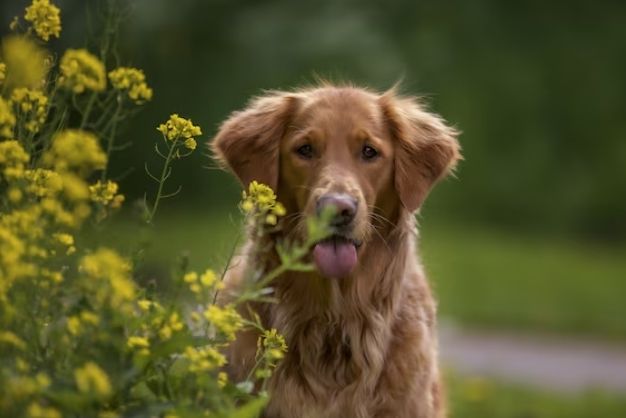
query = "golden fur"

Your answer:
(212, 84), (460, 418)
